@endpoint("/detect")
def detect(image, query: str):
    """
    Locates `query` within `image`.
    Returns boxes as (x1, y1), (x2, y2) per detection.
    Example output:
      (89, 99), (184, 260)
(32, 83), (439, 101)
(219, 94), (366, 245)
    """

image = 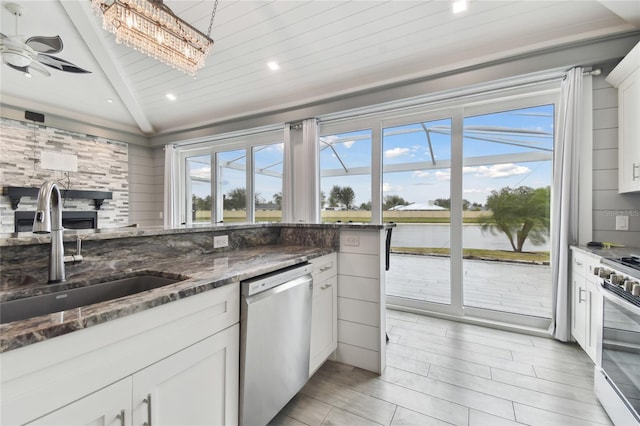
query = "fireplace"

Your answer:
(14, 211), (98, 233)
